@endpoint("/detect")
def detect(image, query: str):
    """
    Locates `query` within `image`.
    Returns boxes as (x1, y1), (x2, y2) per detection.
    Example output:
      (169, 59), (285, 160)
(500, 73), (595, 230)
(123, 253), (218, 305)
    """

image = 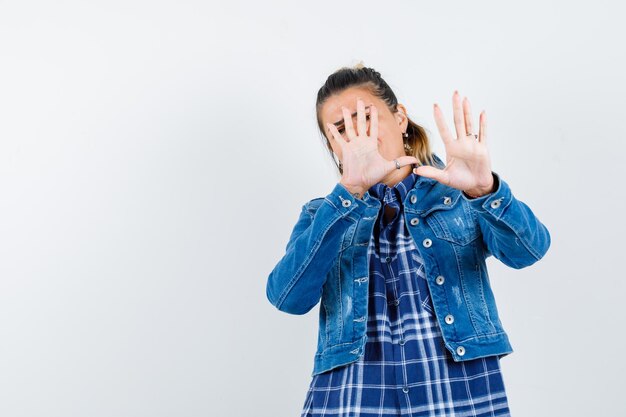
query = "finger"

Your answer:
(452, 90), (467, 139)
(369, 103), (378, 139)
(395, 156), (420, 167)
(341, 106), (357, 140)
(433, 103), (453, 144)
(356, 97), (366, 137)
(413, 165), (450, 185)
(479, 110), (487, 145)
(326, 123), (347, 150)
(388, 156), (420, 173)
(463, 97), (474, 139)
